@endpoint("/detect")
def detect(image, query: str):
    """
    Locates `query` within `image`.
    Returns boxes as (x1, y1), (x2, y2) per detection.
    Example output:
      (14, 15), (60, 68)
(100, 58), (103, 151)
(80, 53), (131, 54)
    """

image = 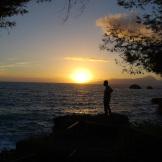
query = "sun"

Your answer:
(71, 69), (92, 83)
